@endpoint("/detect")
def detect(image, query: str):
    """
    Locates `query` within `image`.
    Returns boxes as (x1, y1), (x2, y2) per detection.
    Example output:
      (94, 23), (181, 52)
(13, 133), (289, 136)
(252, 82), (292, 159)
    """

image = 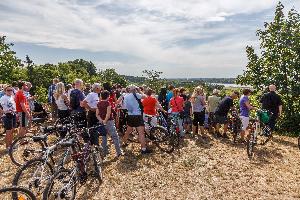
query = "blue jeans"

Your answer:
(171, 113), (184, 136)
(101, 120), (122, 156)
